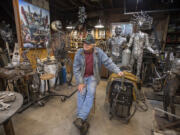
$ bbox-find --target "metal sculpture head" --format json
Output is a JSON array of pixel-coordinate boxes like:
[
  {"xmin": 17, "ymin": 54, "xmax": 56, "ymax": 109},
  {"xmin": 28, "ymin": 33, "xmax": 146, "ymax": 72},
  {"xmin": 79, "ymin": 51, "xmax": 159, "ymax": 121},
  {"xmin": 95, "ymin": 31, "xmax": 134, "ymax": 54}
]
[
  {"xmin": 131, "ymin": 11, "xmax": 153, "ymax": 30},
  {"xmin": 115, "ymin": 26, "xmax": 122, "ymax": 36},
  {"xmin": 51, "ymin": 20, "xmax": 62, "ymax": 32}
]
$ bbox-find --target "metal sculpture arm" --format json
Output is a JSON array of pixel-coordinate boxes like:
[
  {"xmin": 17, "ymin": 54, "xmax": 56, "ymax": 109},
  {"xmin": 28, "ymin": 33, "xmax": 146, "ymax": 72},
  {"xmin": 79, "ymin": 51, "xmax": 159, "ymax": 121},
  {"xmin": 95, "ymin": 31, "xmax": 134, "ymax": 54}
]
[
  {"xmin": 128, "ymin": 34, "xmax": 134, "ymax": 48},
  {"xmin": 145, "ymin": 34, "xmax": 155, "ymax": 54},
  {"xmin": 122, "ymin": 38, "xmax": 127, "ymax": 49},
  {"xmin": 106, "ymin": 38, "xmax": 112, "ymax": 56}
]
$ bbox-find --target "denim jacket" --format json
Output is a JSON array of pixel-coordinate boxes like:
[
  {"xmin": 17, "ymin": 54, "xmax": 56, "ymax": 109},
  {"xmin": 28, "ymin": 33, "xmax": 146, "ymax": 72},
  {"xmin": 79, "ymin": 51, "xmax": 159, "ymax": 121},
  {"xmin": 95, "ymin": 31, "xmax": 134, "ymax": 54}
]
[{"xmin": 73, "ymin": 47, "xmax": 121, "ymax": 85}]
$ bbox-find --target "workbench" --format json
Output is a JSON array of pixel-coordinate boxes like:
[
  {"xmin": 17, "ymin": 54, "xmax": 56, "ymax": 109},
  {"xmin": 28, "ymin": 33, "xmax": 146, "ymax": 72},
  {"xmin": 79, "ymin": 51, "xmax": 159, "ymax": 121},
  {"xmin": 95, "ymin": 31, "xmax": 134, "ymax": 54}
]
[{"xmin": 0, "ymin": 91, "xmax": 23, "ymax": 135}]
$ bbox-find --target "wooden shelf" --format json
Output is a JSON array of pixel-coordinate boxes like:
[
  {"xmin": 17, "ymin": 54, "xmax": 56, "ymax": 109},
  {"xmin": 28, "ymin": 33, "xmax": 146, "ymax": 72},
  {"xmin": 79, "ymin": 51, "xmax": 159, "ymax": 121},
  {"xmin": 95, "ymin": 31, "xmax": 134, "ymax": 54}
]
[
  {"xmin": 166, "ymin": 44, "xmax": 180, "ymax": 47},
  {"xmin": 167, "ymin": 32, "xmax": 180, "ymax": 35},
  {"xmin": 166, "ymin": 42, "xmax": 180, "ymax": 44},
  {"xmin": 95, "ymin": 38, "xmax": 105, "ymax": 40}
]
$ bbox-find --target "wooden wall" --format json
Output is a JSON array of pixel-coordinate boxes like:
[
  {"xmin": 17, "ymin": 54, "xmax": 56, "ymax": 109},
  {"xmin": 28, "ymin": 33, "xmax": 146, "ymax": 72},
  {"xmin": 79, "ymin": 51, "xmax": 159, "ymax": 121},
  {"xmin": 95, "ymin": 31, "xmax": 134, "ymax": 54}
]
[{"xmin": 13, "ymin": 0, "xmax": 170, "ymax": 69}]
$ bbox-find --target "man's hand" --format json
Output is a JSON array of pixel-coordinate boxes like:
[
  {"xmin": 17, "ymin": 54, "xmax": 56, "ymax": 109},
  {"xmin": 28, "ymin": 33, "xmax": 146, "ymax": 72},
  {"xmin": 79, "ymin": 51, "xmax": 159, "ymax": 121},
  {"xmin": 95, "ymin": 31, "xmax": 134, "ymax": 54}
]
[
  {"xmin": 78, "ymin": 84, "xmax": 85, "ymax": 93},
  {"xmin": 118, "ymin": 71, "xmax": 124, "ymax": 76}
]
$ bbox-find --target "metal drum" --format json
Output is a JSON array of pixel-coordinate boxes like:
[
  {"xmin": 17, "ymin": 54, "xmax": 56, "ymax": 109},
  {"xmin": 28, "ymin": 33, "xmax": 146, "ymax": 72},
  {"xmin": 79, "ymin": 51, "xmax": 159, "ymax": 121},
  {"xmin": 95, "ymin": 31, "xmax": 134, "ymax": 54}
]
[{"xmin": 43, "ymin": 63, "xmax": 58, "ymax": 87}]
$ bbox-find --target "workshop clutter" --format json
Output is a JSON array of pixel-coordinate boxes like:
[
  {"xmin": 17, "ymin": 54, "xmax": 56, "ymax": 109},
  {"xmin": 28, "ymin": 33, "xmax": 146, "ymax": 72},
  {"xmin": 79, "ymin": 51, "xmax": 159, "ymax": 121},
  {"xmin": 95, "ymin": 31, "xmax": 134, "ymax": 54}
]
[
  {"xmin": 0, "ymin": 91, "xmax": 16, "ymax": 111},
  {"xmin": 43, "ymin": 63, "xmax": 57, "ymax": 87},
  {"xmin": 40, "ymin": 63, "xmax": 67, "ymax": 92},
  {"xmin": 106, "ymin": 71, "xmax": 147, "ymax": 122}
]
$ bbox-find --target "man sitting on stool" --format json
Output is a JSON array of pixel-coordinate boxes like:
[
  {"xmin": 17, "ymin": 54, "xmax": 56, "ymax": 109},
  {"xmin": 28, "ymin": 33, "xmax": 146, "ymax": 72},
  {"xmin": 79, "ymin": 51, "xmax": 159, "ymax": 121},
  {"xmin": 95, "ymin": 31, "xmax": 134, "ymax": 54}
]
[{"xmin": 73, "ymin": 34, "xmax": 124, "ymax": 135}]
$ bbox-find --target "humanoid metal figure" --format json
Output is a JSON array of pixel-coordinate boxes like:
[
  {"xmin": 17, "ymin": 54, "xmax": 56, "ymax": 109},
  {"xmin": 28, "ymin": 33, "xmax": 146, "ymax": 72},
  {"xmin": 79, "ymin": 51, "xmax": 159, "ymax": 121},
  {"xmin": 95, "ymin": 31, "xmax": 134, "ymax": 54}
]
[
  {"xmin": 163, "ymin": 57, "xmax": 180, "ymax": 121},
  {"xmin": 51, "ymin": 20, "xmax": 73, "ymax": 84},
  {"xmin": 51, "ymin": 20, "xmax": 66, "ymax": 60},
  {"xmin": 107, "ymin": 26, "xmax": 127, "ymax": 65},
  {"xmin": 128, "ymin": 12, "xmax": 157, "ymax": 77}
]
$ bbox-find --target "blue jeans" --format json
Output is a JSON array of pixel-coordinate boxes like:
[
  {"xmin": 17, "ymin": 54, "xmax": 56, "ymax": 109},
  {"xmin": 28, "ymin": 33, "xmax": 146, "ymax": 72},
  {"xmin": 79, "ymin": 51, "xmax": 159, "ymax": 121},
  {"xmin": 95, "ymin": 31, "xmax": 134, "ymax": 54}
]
[{"xmin": 77, "ymin": 76, "xmax": 97, "ymax": 120}]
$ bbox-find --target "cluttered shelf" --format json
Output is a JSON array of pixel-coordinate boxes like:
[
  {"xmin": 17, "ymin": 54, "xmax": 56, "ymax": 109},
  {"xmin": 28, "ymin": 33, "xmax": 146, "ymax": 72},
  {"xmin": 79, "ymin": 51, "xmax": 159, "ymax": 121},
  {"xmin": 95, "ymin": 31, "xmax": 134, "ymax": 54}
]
[
  {"xmin": 166, "ymin": 42, "xmax": 180, "ymax": 44},
  {"xmin": 167, "ymin": 32, "xmax": 180, "ymax": 35}
]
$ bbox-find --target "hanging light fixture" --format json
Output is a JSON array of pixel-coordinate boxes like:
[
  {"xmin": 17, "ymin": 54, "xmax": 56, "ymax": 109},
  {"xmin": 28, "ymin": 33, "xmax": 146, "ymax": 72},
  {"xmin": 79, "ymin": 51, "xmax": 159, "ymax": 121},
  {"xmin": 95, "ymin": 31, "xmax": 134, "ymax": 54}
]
[
  {"xmin": 94, "ymin": 19, "xmax": 104, "ymax": 29},
  {"xmin": 66, "ymin": 22, "xmax": 75, "ymax": 30},
  {"xmin": 66, "ymin": 25, "xmax": 75, "ymax": 30}
]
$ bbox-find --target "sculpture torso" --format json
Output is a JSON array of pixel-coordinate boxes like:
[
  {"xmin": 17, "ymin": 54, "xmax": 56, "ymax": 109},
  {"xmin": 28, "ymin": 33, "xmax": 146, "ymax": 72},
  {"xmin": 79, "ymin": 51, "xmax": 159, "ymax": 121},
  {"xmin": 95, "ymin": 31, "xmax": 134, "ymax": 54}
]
[
  {"xmin": 132, "ymin": 32, "xmax": 147, "ymax": 57},
  {"xmin": 110, "ymin": 36, "xmax": 126, "ymax": 61},
  {"xmin": 128, "ymin": 31, "xmax": 153, "ymax": 77}
]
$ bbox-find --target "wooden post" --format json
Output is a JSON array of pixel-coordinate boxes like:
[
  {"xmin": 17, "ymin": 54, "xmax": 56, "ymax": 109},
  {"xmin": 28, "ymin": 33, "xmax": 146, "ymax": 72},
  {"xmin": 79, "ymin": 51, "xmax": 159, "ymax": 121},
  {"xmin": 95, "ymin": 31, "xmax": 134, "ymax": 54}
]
[
  {"xmin": 13, "ymin": 0, "xmax": 23, "ymax": 48},
  {"xmin": 3, "ymin": 119, "xmax": 15, "ymax": 135}
]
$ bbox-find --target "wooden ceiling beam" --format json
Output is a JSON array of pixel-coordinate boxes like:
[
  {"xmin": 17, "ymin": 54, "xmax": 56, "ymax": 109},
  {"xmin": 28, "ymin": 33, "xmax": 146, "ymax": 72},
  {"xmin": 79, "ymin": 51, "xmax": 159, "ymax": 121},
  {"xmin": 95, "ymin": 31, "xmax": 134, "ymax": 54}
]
[
  {"xmin": 51, "ymin": 7, "xmax": 124, "ymax": 21},
  {"xmin": 79, "ymin": 0, "xmax": 97, "ymax": 8},
  {"xmin": 50, "ymin": 0, "xmax": 81, "ymax": 12},
  {"xmin": 55, "ymin": 0, "xmax": 73, "ymax": 9},
  {"xmin": 102, "ymin": 0, "xmax": 113, "ymax": 8},
  {"xmin": 89, "ymin": 0, "xmax": 103, "ymax": 8},
  {"xmin": 67, "ymin": 0, "xmax": 80, "ymax": 7},
  {"xmin": 87, "ymin": 8, "xmax": 124, "ymax": 18},
  {"xmin": 108, "ymin": 0, "xmax": 113, "ymax": 8}
]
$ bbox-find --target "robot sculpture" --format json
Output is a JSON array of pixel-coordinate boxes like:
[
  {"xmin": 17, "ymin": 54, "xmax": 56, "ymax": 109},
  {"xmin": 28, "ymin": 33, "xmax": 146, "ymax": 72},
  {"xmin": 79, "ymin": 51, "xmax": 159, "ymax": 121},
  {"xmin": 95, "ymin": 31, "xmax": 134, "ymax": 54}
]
[
  {"xmin": 107, "ymin": 26, "xmax": 127, "ymax": 66},
  {"xmin": 163, "ymin": 55, "xmax": 180, "ymax": 121},
  {"xmin": 128, "ymin": 12, "xmax": 157, "ymax": 77},
  {"xmin": 51, "ymin": 20, "xmax": 73, "ymax": 84},
  {"xmin": 51, "ymin": 20, "xmax": 66, "ymax": 59}
]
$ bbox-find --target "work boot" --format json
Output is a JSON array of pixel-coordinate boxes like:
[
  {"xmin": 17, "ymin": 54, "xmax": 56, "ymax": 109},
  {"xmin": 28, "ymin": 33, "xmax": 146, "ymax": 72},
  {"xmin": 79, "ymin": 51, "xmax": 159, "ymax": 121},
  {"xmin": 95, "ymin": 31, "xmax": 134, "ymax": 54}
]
[
  {"xmin": 80, "ymin": 121, "xmax": 89, "ymax": 135},
  {"xmin": 73, "ymin": 118, "xmax": 84, "ymax": 129}
]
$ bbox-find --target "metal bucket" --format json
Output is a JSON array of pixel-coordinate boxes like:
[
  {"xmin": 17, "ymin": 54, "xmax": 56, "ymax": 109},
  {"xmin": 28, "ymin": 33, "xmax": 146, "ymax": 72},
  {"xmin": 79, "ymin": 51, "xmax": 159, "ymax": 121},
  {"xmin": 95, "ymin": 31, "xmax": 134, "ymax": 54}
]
[{"xmin": 43, "ymin": 63, "xmax": 58, "ymax": 87}]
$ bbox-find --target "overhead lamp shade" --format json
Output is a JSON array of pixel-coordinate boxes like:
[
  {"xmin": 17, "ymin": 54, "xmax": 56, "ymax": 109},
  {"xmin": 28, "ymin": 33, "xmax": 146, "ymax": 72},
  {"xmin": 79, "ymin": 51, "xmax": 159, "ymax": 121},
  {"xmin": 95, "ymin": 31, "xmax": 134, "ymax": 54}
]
[
  {"xmin": 66, "ymin": 22, "xmax": 75, "ymax": 30},
  {"xmin": 66, "ymin": 25, "xmax": 75, "ymax": 29},
  {"xmin": 94, "ymin": 19, "xmax": 104, "ymax": 29}
]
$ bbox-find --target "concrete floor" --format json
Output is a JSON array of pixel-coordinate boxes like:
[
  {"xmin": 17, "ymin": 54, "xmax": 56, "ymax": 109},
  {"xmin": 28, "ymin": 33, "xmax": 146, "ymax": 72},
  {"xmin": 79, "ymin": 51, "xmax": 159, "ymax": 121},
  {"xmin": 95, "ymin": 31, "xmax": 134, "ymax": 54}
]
[{"xmin": 1, "ymin": 80, "xmax": 154, "ymax": 135}]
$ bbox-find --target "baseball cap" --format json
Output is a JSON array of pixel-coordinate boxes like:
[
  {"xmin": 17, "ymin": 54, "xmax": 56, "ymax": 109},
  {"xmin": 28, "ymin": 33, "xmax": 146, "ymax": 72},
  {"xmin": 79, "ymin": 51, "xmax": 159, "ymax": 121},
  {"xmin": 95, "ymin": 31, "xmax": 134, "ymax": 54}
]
[{"xmin": 83, "ymin": 34, "xmax": 95, "ymax": 45}]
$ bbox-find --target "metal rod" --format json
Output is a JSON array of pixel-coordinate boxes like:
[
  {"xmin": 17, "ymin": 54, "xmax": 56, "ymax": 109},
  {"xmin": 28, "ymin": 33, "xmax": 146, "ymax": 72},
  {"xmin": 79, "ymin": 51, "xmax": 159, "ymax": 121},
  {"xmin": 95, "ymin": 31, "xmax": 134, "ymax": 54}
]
[
  {"xmin": 154, "ymin": 107, "xmax": 180, "ymax": 119},
  {"xmin": 124, "ymin": 8, "xmax": 180, "ymax": 15}
]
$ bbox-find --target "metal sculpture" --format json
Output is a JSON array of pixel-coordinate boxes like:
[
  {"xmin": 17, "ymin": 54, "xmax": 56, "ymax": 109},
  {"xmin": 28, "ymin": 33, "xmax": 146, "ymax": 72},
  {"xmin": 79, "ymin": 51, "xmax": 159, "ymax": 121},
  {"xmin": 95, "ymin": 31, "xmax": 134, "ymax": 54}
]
[
  {"xmin": 107, "ymin": 26, "xmax": 127, "ymax": 65},
  {"xmin": 128, "ymin": 12, "xmax": 158, "ymax": 77},
  {"xmin": 78, "ymin": 6, "xmax": 87, "ymax": 24}
]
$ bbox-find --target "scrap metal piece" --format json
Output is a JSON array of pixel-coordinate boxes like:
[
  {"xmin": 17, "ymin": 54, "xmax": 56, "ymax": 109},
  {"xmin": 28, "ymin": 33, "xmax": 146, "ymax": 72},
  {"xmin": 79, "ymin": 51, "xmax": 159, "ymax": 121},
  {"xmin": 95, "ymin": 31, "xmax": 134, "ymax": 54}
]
[
  {"xmin": 0, "ymin": 92, "xmax": 16, "ymax": 103},
  {"xmin": 0, "ymin": 101, "xmax": 11, "ymax": 111}
]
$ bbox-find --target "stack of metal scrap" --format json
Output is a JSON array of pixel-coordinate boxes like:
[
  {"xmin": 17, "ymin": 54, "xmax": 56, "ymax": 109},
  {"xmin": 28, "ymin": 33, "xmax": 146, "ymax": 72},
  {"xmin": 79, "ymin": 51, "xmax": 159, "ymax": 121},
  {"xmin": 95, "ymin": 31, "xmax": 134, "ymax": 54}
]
[
  {"xmin": 0, "ymin": 68, "xmax": 25, "ymax": 80},
  {"xmin": 0, "ymin": 92, "xmax": 16, "ymax": 111}
]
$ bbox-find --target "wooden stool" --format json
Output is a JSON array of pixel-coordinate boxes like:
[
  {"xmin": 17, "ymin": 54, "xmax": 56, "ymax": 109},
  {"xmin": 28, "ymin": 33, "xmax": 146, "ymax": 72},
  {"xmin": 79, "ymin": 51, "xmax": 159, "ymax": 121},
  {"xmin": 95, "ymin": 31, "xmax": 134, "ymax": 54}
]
[
  {"xmin": 40, "ymin": 73, "xmax": 55, "ymax": 80},
  {"xmin": 38, "ymin": 73, "xmax": 77, "ymax": 104}
]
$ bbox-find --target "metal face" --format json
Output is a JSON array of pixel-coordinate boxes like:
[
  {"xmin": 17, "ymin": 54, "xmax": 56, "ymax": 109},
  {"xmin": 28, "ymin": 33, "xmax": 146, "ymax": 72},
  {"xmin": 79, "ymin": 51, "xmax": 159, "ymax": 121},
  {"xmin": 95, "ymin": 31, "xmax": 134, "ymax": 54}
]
[{"xmin": 115, "ymin": 26, "xmax": 122, "ymax": 36}]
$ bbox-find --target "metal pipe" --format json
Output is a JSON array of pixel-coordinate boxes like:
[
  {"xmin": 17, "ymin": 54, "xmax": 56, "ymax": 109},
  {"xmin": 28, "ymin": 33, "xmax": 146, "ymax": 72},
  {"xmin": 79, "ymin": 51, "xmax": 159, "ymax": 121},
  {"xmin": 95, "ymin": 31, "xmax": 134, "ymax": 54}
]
[
  {"xmin": 154, "ymin": 107, "xmax": 180, "ymax": 119},
  {"xmin": 124, "ymin": 8, "xmax": 180, "ymax": 15}
]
